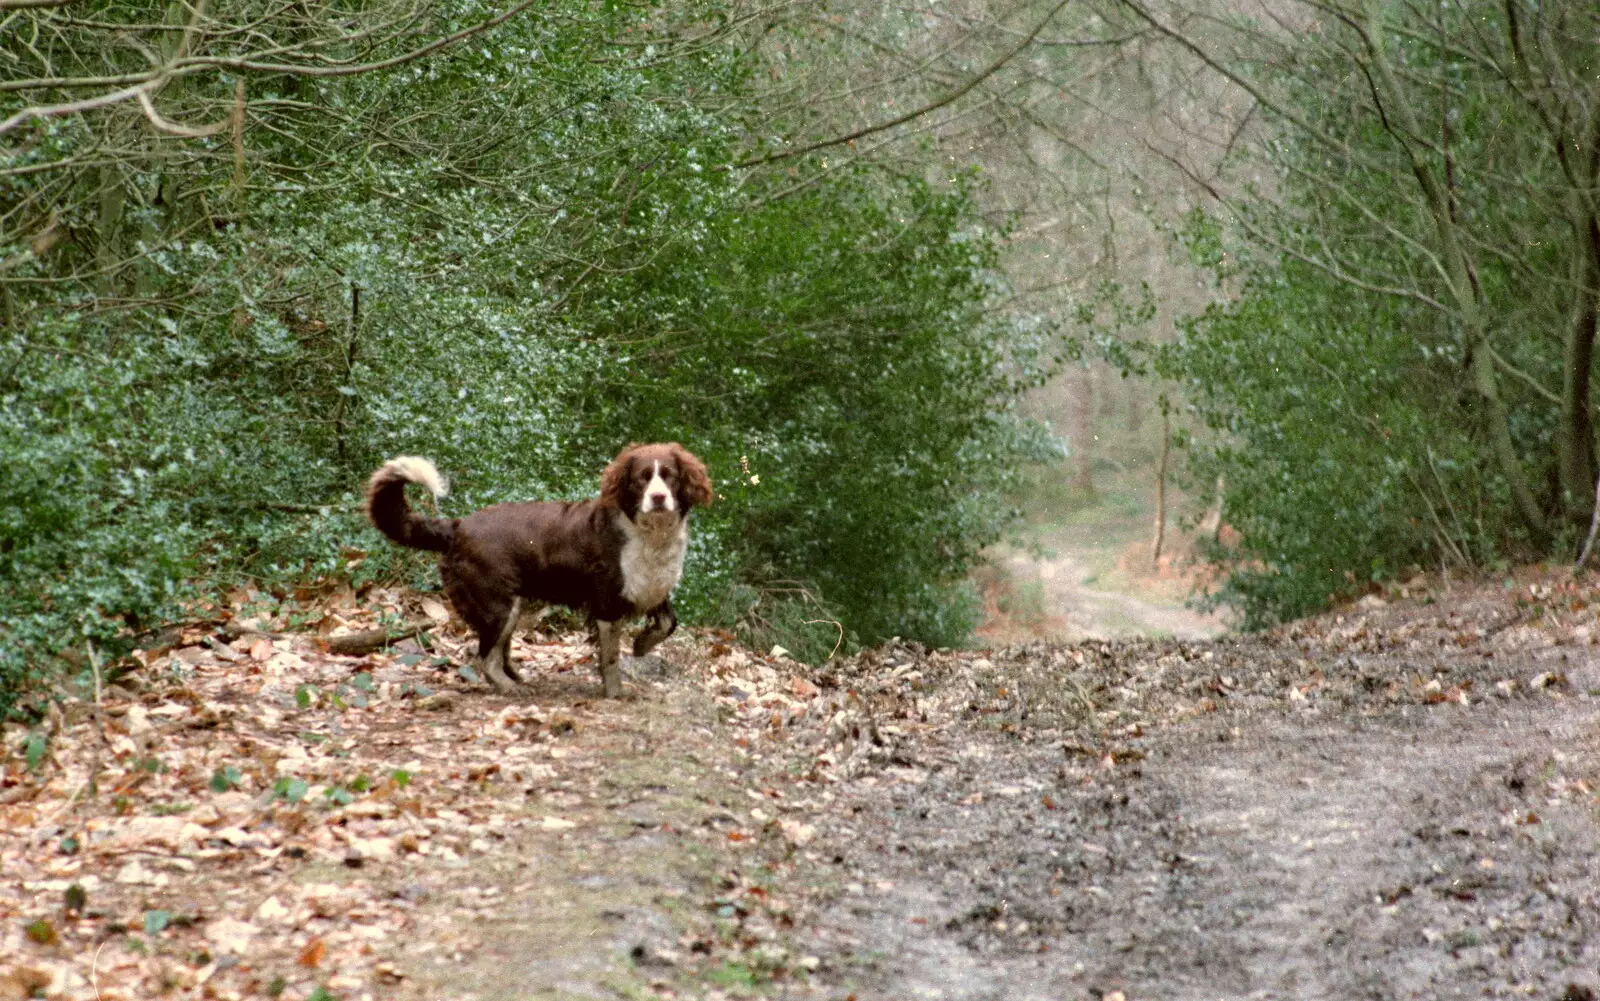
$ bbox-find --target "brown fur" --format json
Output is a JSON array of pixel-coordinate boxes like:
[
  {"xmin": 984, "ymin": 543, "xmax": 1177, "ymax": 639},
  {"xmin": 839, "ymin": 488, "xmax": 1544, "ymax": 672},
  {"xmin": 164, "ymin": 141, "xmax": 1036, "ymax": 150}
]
[{"xmin": 364, "ymin": 443, "xmax": 711, "ymax": 697}]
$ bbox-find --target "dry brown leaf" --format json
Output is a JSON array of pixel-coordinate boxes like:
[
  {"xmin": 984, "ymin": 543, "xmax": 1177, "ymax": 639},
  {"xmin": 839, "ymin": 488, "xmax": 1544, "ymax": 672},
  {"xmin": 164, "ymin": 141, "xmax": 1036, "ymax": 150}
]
[
  {"xmin": 296, "ymin": 937, "xmax": 326, "ymax": 968},
  {"xmin": 421, "ymin": 598, "xmax": 451, "ymax": 625}
]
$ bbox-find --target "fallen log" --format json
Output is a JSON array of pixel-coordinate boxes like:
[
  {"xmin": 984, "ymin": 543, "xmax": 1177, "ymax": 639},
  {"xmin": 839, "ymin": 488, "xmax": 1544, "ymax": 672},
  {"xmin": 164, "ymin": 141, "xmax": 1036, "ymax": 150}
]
[
  {"xmin": 317, "ymin": 626, "xmax": 427, "ymax": 656},
  {"xmin": 219, "ymin": 620, "xmax": 428, "ymax": 656}
]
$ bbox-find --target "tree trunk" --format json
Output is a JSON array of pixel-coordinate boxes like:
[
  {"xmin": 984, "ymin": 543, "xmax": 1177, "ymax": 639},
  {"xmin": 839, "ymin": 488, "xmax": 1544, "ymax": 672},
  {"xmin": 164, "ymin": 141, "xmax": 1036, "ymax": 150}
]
[
  {"xmin": 1152, "ymin": 407, "xmax": 1169, "ymax": 567},
  {"xmin": 96, "ymin": 166, "xmax": 124, "ymax": 298},
  {"xmin": 1473, "ymin": 341, "xmax": 1547, "ymax": 537},
  {"xmin": 1072, "ymin": 366, "xmax": 1095, "ymax": 494},
  {"xmin": 1558, "ymin": 208, "xmax": 1599, "ymax": 522}
]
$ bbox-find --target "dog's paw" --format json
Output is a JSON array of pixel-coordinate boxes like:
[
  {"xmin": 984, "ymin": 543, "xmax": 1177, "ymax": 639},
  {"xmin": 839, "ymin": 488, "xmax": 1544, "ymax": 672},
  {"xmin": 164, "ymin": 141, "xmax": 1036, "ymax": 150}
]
[{"xmin": 624, "ymin": 653, "xmax": 671, "ymax": 680}]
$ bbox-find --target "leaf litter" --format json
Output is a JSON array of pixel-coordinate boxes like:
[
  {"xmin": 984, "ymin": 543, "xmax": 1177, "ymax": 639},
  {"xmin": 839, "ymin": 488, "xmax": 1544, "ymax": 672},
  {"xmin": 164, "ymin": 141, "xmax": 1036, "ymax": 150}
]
[{"xmin": 0, "ymin": 571, "xmax": 1597, "ymax": 999}]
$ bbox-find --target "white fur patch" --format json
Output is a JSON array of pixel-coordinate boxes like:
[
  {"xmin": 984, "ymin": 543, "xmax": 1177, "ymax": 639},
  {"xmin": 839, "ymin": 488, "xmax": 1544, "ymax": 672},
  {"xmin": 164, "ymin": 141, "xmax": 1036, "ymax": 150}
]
[
  {"xmin": 617, "ymin": 510, "xmax": 687, "ymax": 612},
  {"xmin": 382, "ymin": 456, "xmax": 448, "ymax": 498},
  {"xmin": 639, "ymin": 460, "xmax": 677, "ymax": 514}
]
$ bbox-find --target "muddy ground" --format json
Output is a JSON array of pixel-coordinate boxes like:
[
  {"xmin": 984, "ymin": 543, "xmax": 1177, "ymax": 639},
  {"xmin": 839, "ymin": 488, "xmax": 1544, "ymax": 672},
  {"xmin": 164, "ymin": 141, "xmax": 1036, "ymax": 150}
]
[{"xmin": 2, "ymin": 576, "xmax": 1598, "ymax": 1001}]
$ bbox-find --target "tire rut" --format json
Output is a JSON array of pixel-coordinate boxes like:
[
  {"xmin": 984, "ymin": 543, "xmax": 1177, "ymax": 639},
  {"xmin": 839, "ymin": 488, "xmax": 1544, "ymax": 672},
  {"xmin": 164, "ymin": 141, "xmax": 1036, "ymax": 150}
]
[{"xmin": 803, "ymin": 688, "xmax": 1600, "ymax": 1000}]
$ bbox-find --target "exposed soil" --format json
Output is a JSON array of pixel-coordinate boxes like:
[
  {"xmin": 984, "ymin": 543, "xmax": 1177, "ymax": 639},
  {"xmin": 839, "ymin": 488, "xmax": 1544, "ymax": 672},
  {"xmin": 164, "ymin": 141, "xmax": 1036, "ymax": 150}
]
[
  {"xmin": 988, "ymin": 549, "xmax": 1226, "ymax": 643},
  {"xmin": 803, "ymin": 633, "xmax": 1600, "ymax": 999},
  {"xmin": 3, "ymin": 577, "xmax": 1599, "ymax": 1001}
]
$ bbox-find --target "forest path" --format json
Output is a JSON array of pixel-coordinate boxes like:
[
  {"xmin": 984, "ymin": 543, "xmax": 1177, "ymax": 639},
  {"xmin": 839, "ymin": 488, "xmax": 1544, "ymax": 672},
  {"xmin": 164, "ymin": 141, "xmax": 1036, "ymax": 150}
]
[
  {"xmin": 4, "ymin": 578, "xmax": 1598, "ymax": 1001},
  {"xmin": 804, "ymin": 660, "xmax": 1600, "ymax": 999},
  {"xmin": 996, "ymin": 548, "xmax": 1226, "ymax": 642}
]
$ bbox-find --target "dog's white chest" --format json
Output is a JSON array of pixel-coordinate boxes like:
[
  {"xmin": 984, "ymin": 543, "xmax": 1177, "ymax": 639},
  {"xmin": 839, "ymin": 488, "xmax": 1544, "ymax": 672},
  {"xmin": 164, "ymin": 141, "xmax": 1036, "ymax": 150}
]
[{"xmin": 618, "ymin": 515, "xmax": 687, "ymax": 612}]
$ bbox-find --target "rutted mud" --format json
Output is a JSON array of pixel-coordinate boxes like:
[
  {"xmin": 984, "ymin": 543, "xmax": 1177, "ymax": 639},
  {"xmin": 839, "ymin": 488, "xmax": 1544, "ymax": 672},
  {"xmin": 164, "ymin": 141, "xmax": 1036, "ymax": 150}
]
[
  {"xmin": 3, "ymin": 581, "xmax": 1598, "ymax": 1001},
  {"xmin": 806, "ymin": 694, "xmax": 1600, "ymax": 999},
  {"xmin": 797, "ymin": 602, "xmax": 1600, "ymax": 1000}
]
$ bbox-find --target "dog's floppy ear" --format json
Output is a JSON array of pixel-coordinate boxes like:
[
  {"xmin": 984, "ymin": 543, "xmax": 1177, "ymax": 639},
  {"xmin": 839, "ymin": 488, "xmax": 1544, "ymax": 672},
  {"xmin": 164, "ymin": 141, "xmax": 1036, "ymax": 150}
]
[
  {"xmin": 671, "ymin": 444, "xmax": 713, "ymax": 508},
  {"xmin": 600, "ymin": 444, "xmax": 639, "ymax": 508}
]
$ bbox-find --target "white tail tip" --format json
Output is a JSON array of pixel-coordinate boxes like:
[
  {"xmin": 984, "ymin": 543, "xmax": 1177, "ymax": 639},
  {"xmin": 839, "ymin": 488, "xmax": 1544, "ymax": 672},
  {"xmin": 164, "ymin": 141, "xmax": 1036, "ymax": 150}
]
[{"xmin": 382, "ymin": 456, "xmax": 448, "ymax": 498}]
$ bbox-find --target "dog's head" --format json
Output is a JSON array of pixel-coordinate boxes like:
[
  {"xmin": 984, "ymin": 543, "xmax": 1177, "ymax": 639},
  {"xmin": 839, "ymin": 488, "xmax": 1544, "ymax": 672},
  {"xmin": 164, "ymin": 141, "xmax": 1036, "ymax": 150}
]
[{"xmin": 601, "ymin": 443, "xmax": 712, "ymax": 521}]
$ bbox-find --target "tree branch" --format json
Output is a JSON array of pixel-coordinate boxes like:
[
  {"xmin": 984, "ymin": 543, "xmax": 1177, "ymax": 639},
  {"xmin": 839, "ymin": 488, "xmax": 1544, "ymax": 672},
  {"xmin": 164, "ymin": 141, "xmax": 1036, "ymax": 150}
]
[{"xmin": 733, "ymin": 0, "xmax": 1075, "ymax": 169}]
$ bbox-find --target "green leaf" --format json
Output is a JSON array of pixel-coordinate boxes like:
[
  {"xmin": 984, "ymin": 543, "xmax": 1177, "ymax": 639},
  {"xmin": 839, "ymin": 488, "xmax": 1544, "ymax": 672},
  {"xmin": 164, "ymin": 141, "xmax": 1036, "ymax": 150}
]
[
  {"xmin": 24, "ymin": 918, "xmax": 57, "ymax": 945},
  {"xmin": 274, "ymin": 777, "xmax": 309, "ymax": 803},
  {"xmin": 23, "ymin": 732, "xmax": 48, "ymax": 772},
  {"xmin": 295, "ymin": 684, "xmax": 316, "ymax": 709},
  {"xmin": 63, "ymin": 884, "xmax": 87, "ymax": 913},
  {"xmin": 209, "ymin": 765, "xmax": 243, "ymax": 792},
  {"xmin": 307, "ymin": 987, "xmax": 338, "ymax": 1001},
  {"xmin": 144, "ymin": 910, "xmax": 171, "ymax": 934},
  {"xmin": 390, "ymin": 769, "xmax": 412, "ymax": 790},
  {"xmin": 349, "ymin": 672, "xmax": 375, "ymax": 692}
]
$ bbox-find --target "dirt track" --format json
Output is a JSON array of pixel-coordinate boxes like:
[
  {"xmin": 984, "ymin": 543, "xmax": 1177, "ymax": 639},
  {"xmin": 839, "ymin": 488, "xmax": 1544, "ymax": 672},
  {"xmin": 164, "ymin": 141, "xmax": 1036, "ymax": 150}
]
[
  {"xmin": 803, "ymin": 642, "xmax": 1600, "ymax": 999},
  {"xmin": 3, "ymin": 582, "xmax": 1599, "ymax": 1001}
]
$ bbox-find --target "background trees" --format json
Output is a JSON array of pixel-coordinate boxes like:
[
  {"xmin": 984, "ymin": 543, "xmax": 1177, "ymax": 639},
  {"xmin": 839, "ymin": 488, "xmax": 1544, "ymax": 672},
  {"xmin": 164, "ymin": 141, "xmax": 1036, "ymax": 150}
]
[
  {"xmin": 9, "ymin": 0, "xmax": 1596, "ymax": 702},
  {"xmin": 1121, "ymin": 0, "xmax": 1600, "ymax": 623},
  {"xmin": 1, "ymin": 0, "xmax": 1053, "ymax": 707}
]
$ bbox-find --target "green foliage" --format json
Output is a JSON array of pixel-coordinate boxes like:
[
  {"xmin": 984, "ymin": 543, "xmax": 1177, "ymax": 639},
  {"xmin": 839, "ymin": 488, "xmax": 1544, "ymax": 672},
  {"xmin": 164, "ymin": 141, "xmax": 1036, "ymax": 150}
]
[
  {"xmin": 1155, "ymin": 253, "xmax": 1520, "ymax": 627},
  {"xmin": 1, "ymin": 0, "xmax": 1047, "ymax": 712},
  {"xmin": 1132, "ymin": 1, "xmax": 1598, "ymax": 627},
  {"xmin": 22, "ymin": 731, "xmax": 48, "ymax": 772},
  {"xmin": 273, "ymin": 778, "xmax": 309, "ymax": 804}
]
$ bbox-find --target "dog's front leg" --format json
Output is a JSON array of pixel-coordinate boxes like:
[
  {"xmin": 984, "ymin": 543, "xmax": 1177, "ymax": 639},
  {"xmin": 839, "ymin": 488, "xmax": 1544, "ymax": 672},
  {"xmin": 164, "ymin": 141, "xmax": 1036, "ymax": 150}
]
[
  {"xmin": 595, "ymin": 619, "xmax": 623, "ymax": 698},
  {"xmin": 632, "ymin": 599, "xmax": 677, "ymax": 657}
]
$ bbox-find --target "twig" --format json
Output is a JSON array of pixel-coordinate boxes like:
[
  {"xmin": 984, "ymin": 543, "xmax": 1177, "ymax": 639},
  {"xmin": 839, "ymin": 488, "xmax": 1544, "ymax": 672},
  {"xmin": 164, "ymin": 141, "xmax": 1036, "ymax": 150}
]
[
  {"xmin": 91, "ymin": 939, "xmax": 107, "ymax": 1001},
  {"xmin": 802, "ymin": 619, "xmax": 845, "ymax": 661},
  {"xmin": 87, "ymin": 639, "xmax": 103, "ymax": 706}
]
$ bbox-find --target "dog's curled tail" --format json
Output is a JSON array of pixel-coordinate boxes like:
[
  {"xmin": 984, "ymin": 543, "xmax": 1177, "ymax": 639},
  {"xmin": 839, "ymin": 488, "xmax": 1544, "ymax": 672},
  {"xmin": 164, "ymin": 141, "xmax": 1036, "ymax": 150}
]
[{"xmin": 365, "ymin": 456, "xmax": 455, "ymax": 553}]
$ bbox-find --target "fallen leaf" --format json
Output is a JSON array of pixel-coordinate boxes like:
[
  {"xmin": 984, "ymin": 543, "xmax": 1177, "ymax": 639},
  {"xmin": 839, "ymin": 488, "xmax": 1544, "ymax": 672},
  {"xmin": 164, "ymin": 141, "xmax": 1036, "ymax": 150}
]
[
  {"xmin": 23, "ymin": 918, "xmax": 57, "ymax": 945},
  {"xmin": 296, "ymin": 937, "xmax": 326, "ymax": 968},
  {"xmin": 114, "ymin": 860, "xmax": 168, "ymax": 887},
  {"xmin": 421, "ymin": 599, "xmax": 451, "ymax": 625},
  {"xmin": 255, "ymin": 896, "xmax": 289, "ymax": 923},
  {"xmin": 204, "ymin": 917, "xmax": 259, "ymax": 955},
  {"xmin": 779, "ymin": 819, "xmax": 817, "ymax": 846}
]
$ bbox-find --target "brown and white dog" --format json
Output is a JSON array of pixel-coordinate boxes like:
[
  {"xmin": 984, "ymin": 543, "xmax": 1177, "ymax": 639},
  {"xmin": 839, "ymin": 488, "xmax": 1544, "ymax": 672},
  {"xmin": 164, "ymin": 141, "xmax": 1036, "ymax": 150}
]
[{"xmin": 364, "ymin": 443, "xmax": 712, "ymax": 697}]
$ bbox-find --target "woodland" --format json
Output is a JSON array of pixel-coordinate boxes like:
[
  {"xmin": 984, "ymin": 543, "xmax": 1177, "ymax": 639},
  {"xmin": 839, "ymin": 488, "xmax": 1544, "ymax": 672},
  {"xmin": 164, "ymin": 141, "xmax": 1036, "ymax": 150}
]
[
  {"xmin": 4, "ymin": 3, "xmax": 1600, "ymax": 1000},
  {"xmin": 3, "ymin": 0, "xmax": 1599, "ymax": 694}
]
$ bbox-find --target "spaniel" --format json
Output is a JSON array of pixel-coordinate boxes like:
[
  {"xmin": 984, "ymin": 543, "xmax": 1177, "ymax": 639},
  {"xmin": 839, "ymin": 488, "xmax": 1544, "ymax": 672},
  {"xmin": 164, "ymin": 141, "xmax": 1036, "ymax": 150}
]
[{"xmin": 365, "ymin": 443, "xmax": 712, "ymax": 697}]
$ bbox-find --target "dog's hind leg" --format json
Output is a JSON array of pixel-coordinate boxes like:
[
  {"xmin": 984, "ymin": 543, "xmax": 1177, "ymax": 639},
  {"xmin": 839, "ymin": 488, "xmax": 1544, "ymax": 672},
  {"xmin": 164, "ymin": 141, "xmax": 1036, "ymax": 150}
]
[
  {"xmin": 595, "ymin": 619, "xmax": 622, "ymax": 698},
  {"xmin": 632, "ymin": 599, "xmax": 677, "ymax": 657},
  {"xmin": 478, "ymin": 596, "xmax": 522, "ymax": 692}
]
